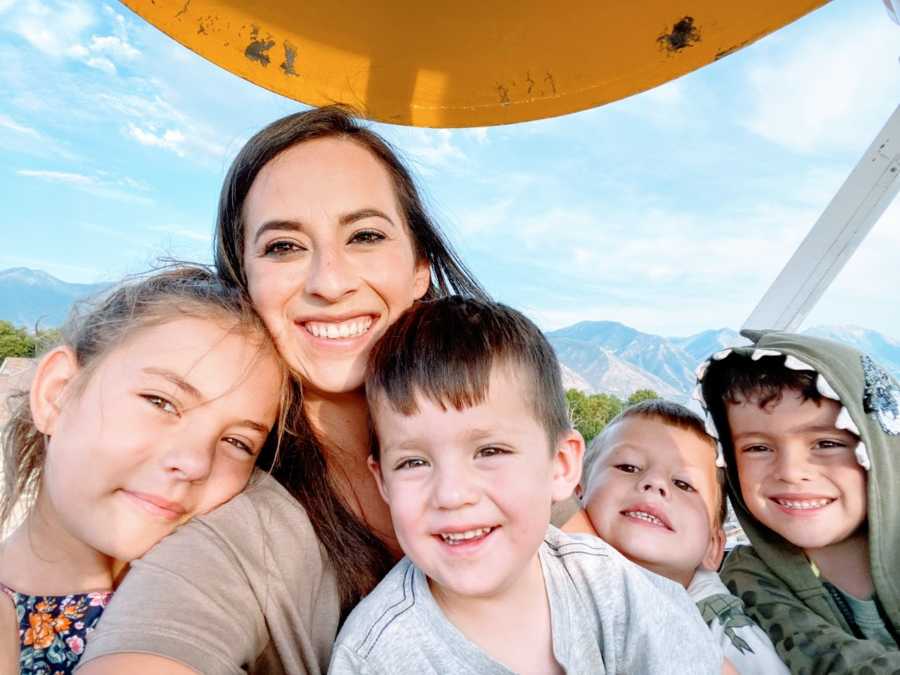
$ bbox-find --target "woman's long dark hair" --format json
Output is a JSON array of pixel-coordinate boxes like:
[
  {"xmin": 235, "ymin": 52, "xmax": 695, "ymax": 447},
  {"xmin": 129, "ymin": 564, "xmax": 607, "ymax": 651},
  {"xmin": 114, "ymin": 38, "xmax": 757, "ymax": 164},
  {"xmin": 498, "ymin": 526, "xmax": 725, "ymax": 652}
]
[{"xmin": 215, "ymin": 105, "xmax": 488, "ymax": 611}]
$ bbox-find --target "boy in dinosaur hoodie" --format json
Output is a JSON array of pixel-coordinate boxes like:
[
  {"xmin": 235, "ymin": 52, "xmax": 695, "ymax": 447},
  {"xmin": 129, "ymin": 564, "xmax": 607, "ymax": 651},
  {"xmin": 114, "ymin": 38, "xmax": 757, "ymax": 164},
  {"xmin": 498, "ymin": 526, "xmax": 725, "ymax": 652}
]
[{"xmin": 698, "ymin": 330, "xmax": 900, "ymax": 673}]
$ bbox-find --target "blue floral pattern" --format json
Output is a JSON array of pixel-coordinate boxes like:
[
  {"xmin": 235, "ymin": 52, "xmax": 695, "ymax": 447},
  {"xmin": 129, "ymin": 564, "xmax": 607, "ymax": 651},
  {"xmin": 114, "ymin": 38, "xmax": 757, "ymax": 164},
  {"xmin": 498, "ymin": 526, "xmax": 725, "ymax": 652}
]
[
  {"xmin": 861, "ymin": 354, "xmax": 900, "ymax": 436},
  {"xmin": 2, "ymin": 584, "xmax": 112, "ymax": 674}
]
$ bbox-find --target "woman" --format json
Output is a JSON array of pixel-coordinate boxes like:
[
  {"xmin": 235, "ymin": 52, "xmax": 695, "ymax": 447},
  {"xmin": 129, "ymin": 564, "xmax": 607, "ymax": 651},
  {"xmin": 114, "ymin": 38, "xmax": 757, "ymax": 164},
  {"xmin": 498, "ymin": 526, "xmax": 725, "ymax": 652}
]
[{"xmin": 78, "ymin": 106, "xmax": 487, "ymax": 675}]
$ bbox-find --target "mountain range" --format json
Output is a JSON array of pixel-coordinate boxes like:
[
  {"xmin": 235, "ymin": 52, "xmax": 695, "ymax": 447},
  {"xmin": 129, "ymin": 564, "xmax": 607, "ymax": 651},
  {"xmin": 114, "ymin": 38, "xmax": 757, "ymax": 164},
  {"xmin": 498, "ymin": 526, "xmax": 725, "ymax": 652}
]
[
  {"xmin": 3, "ymin": 267, "xmax": 899, "ymax": 398},
  {"xmin": 548, "ymin": 321, "xmax": 900, "ymax": 400},
  {"xmin": 0, "ymin": 267, "xmax": 109, "ymax": 329}
]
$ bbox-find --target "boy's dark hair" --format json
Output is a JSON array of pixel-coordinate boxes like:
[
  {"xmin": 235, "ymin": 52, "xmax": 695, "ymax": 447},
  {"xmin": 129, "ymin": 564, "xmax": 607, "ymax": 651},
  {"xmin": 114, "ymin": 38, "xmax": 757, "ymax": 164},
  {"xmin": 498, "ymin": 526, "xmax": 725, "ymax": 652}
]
[
  {"xmin": 584, "ymin": 399, "xmax": 727, "ymax": 527},
  {"xmin": 703, "ymin": 352, "xmax": 822, "ymax": 411},
  {"xmin": 366, "ymin": 296, "xmax": 570, "ymax": 459}
]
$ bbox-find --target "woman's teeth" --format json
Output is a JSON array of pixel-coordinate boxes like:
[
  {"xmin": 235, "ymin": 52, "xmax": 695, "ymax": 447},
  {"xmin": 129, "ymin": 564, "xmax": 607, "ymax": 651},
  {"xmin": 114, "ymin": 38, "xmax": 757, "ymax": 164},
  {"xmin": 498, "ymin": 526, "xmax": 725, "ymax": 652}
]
[
  {"xmin": 439, "ymin": 527, "xmax": 493, "ymax": 544},
  {"xmin": 305, "ymin": 316, "xmax": 373, "ymax": 339},
  {"xmin": 623, "ymin": 510, "xmax": 665, "ymax": 526},
  {"xmin": 774, "ymin": 498, "xmax": 834, "ymax": 510}
]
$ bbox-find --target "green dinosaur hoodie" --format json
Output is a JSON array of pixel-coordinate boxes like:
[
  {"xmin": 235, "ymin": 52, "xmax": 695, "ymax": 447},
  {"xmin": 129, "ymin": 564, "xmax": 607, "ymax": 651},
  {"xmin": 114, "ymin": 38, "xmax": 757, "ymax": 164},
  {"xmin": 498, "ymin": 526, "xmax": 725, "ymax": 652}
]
[{"xmin": 697, "ymin": 330, "xmax": 900, "ymax": 674}]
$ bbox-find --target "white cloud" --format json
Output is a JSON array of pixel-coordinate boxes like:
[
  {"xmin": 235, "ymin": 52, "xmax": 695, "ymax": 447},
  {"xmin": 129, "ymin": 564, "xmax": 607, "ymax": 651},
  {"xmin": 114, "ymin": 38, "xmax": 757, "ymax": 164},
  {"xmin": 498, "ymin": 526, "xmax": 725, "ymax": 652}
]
[
  {"xmin": 83, "ymin": 54, "xmax": 115, "ymax": 74},
  {"xmin": 7, "ymin": 0, "xmax": 94, "ymax": 58},
  {"xmin": 89, "ymin": 35, "xmax": 139, "ymax": 60},
  {"xmin": 0, "ymin": 113, "xmax": 41, "ymax": 138},
  {"xmin": 3, "ymin": 0, "xmax": 140, "ymax": 75},
  {"xmin": 127, "ymin": 123, "xmax": 187, "ymax": 155},
  {"xmin": 464, "ymin": 127, "xmax": 489, "ymax": 144},
  {"xmin": 398, "ymin": 128, "xmax": 466, "ymax": 174},
  {"xmin": 743, "ymin": 11, "xmax": 900, "ymax": 153},
  {"xmin": 148, "ymin": 224, "xmax": 211, "ymax": 242},
  {"xmin": 17, "ymin": 168, "xmax": 94, "ymax": 185},
  {"xmin": 17, "ymin": 167, "xmax": 153, "ymax": 204}
]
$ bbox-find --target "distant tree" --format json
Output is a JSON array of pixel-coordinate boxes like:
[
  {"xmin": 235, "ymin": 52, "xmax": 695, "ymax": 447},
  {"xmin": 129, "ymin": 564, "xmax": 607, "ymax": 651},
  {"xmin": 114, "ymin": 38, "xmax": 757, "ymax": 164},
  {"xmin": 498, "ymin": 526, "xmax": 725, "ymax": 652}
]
[
  {"xmin": 0, "ymin": 320, "xmax": 36, "ymax": 359},
  {"xmin": 566, "ymin": 389, "xmax": 624, "ymax": 443},
  {"xmin": 33, "ymin": 327, "xmax": 63, "ymax": 354},
  {"xmin": 627, "ymin": 389, "xmax": 659, "ymax": 407}
]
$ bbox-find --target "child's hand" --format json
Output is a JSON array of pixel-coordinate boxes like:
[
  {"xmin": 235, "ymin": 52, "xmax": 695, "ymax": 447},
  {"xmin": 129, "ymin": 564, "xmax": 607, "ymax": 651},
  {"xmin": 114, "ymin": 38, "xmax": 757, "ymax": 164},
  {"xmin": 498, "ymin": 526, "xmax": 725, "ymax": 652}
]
[{"xmin": 722, "ymin": 657, "xmax": 738, "ymax": 675}]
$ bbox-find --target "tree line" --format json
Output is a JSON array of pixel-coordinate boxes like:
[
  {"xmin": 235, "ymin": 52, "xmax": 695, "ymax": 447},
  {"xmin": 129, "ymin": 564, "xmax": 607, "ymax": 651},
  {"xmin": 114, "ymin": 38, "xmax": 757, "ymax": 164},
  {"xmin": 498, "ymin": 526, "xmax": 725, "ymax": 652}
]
[
  {"xmin": 566, "ymin": 388, "xmax": 659, "ymax": 443},
  {"xmin": 0, "ymin": 321, "xmax": 62, "ymax": 360},
  {"xmin": 1, "ymin": 320, "xmax": 659, "ymax": 440}
]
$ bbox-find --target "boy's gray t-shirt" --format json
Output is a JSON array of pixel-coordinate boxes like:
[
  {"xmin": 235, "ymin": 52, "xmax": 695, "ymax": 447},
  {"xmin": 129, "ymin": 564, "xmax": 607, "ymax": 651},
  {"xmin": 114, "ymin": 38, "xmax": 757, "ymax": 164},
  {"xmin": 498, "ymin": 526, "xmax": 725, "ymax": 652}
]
[
  {"xmin": 78, "ymin": 471, "xmax": 341, "ymax": 675},
  {"xmin": 329, "ymin": 527, "xmax": 723, "ymax": 674}
]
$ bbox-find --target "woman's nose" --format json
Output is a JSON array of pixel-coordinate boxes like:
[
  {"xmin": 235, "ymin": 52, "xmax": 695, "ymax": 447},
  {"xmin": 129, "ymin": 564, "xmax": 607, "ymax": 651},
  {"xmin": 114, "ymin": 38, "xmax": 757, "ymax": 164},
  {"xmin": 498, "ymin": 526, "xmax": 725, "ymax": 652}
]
[{"xmin": 304, "ymin": 247, "xmax": 359, "ymax": 301}]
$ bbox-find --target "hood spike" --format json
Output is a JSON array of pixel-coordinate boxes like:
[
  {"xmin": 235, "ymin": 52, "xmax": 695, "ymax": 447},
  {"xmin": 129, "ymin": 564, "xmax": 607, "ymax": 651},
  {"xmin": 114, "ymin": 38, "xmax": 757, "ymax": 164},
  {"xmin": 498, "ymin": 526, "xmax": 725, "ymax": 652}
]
[
  {"xmin": 854, "ymin": 441, "xmax": 871, "ymax": 470},
  {"xmin": 835, "ymin": 407, "xmax": 861, "ymax": 436},
  {"xmin": 816, "ymin": 373, "xmax": 840, "ymax": 401},
  {"xmin": 784, "ymin": 355, "xmax": 816, "ymax": 371}
]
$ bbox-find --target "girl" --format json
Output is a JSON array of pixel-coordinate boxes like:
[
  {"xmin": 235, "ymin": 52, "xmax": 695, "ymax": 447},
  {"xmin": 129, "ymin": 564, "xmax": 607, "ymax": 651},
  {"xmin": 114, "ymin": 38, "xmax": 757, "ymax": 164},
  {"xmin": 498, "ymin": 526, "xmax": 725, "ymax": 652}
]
[{"xmin": 0, "ymin": 265, "xmax": 289, "ymax": 674}]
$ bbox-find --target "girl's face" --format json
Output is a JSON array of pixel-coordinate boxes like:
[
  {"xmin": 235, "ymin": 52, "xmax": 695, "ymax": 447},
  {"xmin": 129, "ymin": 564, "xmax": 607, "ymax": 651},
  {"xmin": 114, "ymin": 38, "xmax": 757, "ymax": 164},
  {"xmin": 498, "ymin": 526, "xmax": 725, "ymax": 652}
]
[
  {"xmin": 37, "ymin": 317, "xmax": 282, "ymax": 563},
  {"xmin": 242, "ymin": 137, "xmax": 430, "ymax": 396}
]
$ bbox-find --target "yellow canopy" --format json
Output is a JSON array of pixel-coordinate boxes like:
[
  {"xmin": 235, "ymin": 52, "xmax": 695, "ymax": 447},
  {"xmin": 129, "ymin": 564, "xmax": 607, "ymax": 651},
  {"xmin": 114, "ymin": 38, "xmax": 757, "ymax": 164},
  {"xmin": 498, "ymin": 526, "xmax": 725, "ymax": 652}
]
[{"xmin": 125, "ymin": 1, "xmax": 828, "ymax": 127}]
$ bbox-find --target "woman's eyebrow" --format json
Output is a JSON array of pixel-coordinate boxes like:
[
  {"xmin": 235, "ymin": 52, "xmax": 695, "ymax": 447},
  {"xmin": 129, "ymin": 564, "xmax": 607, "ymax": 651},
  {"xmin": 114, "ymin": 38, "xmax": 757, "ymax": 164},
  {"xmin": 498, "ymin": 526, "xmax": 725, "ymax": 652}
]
[
  {"xmin": 339, "ymin": 208, "xmax": 396, "ymax": 228},
  {"xmin": 252, "ymin": 219, "xmax": 302, "ymax": 244}
]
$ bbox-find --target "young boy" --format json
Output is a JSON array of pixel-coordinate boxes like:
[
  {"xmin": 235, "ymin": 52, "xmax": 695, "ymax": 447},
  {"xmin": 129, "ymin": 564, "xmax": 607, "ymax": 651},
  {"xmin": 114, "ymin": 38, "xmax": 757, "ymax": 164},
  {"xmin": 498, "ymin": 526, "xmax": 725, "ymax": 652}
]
[
  {"xmin": 328, "ymin": 297, "xmax": 725, "ymax": 675},
  {"xmin": 698, "ymin": 330, "xmax": 900, "ymax": 672},
  {"xmin": 573, "ymin": 399, "xmax": 788, "ymax": 674}
]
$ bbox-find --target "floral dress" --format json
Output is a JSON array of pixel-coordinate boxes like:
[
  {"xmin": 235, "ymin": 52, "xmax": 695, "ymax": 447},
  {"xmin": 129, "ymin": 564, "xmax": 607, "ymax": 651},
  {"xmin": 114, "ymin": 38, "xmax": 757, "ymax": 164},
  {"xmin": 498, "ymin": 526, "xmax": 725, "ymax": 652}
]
[{"xmin": 1, "ymin": 584, "xmax": 112, "ymax": 674}]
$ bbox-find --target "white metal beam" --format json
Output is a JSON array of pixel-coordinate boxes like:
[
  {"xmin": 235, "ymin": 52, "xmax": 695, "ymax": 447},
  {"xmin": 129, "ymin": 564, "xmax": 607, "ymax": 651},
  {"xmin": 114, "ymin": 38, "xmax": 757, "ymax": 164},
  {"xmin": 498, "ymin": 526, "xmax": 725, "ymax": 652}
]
[{"xmin": 743, "ymin": 104, "xmax": 900, "ymax": 332}]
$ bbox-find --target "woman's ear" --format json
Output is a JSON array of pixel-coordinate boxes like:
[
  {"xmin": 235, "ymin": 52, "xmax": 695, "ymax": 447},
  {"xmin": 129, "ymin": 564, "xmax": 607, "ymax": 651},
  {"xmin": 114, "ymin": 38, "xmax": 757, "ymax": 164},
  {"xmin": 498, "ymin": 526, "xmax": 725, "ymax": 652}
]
[
  {"xmin": 30, "ymin": 346, "xmax": 79, "ymax": 435},
  {"xmin": 551, "ymin": 429, "xmax": 585, "ymax": 502},
  {"xmin": 701, "ymin": 525, "xmax": 727, "ymax": 572},
  {"xmin": 412, "ymin": 260, "xmax": 431, "ymax": 300}
]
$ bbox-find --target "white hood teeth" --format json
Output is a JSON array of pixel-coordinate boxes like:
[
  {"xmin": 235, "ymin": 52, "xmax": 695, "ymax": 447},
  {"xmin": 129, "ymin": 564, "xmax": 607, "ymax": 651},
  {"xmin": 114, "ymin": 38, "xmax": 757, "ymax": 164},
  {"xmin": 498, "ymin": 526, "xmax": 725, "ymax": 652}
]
[
  {"xmin": 623, "ymin": 511, "xmax": 665, "ymax": 527},
  {"xmin": 439, "ymin": 527, "xmax": 493, "ymax": 543},
  {"xmin": 774, "ymin": 497, "xmax": 833, "ymax": 510},
  {"xmin": 305, "ymin": 316, "xmax": 373, "ymax": 339}
]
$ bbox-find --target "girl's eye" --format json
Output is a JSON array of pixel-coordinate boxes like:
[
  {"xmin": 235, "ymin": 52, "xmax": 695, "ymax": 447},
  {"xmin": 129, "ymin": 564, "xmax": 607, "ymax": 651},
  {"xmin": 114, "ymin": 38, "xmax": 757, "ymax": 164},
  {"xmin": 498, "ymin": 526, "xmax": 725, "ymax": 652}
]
[
  {"xmin": 673, "ymin": 479, "xmax": 695, "ymax": 493},
  {"xmin": 614, "ymin": 463, "xmax": 640, "ymax": 474},
  {"xmin": 223, "ymin": 437, "xmax": 255, "ymax": 456},
  {"xmin": 263, "ymin": 240, "xmax": 305, "ymax": 257},
  {"xmin": 349, "ymin": 230, "xmax": 386, "ymax": 245},
  {"xmin": 476, "ymin": 446, "xmax": 509, "ymax": 459},
  {"xmin": 396, "ymin": 458, "xmax": 428, "ymax": 471},
  {"xmin": 142, "ymin": 394, "xmax": 178, "ymax": 416},
  {"xmin": 742, "ymin": 444, "xmax": 771, "ymax": 454}
]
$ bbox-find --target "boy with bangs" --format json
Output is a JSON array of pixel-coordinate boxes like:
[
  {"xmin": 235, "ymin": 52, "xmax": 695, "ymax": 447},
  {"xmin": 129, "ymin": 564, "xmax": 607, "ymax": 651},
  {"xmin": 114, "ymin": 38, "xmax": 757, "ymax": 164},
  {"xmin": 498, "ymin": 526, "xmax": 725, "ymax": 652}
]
[
  {"xmin": 571, "ymin": 399, "xmax": 787, "ymax": 674},
  {"xmin": 698, "ymin": 330, "xmax": 900, "ymax": 672},
  {"xmin": 328, "ymin": 297, "xmax": 726, "ymax": 675}
]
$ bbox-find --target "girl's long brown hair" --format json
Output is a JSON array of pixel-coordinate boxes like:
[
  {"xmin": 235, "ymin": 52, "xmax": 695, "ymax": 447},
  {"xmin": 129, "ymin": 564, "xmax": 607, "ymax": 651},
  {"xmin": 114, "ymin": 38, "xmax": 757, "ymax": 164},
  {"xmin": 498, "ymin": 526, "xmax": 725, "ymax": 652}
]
[{"xmin": 214, "ymin": 105, "xmax": 488, "ymax": 611}]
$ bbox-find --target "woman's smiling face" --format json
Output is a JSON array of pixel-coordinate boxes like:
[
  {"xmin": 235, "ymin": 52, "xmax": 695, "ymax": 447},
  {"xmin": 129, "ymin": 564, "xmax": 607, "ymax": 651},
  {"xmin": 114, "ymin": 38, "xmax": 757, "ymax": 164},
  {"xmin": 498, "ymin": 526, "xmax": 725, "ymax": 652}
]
[{"xmin": 242, "ymin": 137, "xmax": 430, "ymax": 395}]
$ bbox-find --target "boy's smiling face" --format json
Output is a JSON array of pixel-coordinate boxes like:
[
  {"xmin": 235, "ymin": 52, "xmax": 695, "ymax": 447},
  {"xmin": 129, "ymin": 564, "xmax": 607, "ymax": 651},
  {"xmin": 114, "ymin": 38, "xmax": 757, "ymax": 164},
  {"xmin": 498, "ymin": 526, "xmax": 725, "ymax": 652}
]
[
  {"xmin": 727, "ymin": 390, "xmax": 867, "ymax": 552},
  {"xmin": 369, "ymin": 364, "xmax": 582, "ymax": 603},
  {"xmin": 582, "ymin": 417, "xmax": 723, "ymax": 586}
]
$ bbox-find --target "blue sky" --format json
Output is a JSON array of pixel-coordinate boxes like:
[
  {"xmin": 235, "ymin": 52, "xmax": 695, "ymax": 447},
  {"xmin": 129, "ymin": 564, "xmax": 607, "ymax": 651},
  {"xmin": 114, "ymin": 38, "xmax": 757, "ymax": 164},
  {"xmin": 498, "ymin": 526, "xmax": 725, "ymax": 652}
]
[{"xmin": 2, "ymin": 0, "xmax": 899, "ymax": 338}]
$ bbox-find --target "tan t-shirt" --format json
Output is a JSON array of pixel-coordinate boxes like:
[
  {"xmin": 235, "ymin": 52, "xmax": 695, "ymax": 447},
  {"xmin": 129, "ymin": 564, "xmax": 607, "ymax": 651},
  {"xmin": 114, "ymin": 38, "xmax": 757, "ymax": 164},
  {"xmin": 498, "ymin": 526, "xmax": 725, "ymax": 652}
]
[{"xmin": 79, "ymin": 471, "xmax": 341, "ymax": 675}]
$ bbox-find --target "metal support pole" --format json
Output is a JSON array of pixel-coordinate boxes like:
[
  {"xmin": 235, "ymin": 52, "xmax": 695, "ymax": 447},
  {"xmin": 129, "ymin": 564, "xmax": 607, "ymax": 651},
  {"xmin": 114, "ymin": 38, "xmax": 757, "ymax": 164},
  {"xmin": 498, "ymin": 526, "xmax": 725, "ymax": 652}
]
[{"xmin": 743, "ymin": 105, "xmax": 900, "ymax": 332}]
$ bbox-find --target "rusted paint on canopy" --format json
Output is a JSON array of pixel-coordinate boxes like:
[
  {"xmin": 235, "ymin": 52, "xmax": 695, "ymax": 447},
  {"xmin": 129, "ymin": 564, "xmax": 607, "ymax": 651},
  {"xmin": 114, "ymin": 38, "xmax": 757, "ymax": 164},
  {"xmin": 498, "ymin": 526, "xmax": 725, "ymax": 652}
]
[{"xmin": 123, "ymin": 0, "xmax": 829, "ymax": 127}]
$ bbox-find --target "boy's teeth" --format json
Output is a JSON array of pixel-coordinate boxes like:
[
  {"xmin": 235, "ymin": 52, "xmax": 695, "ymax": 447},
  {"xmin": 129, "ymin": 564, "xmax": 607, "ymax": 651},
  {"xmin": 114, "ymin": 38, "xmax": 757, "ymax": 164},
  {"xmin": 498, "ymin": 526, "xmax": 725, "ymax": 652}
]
[
  {"xmin": 775, "ymin": 498, "xmax": 833, "ymax": 510},
  {"xmin": 439, "ymin": 527, "xmax": 492, "ymax": 544},
  {"xmin": 305, "ymin": 316, "xmax": 373, "ymax": 339},
  {"xmin": 624, "ymin": 511, "xmax": 664, "ymax": 526}
]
